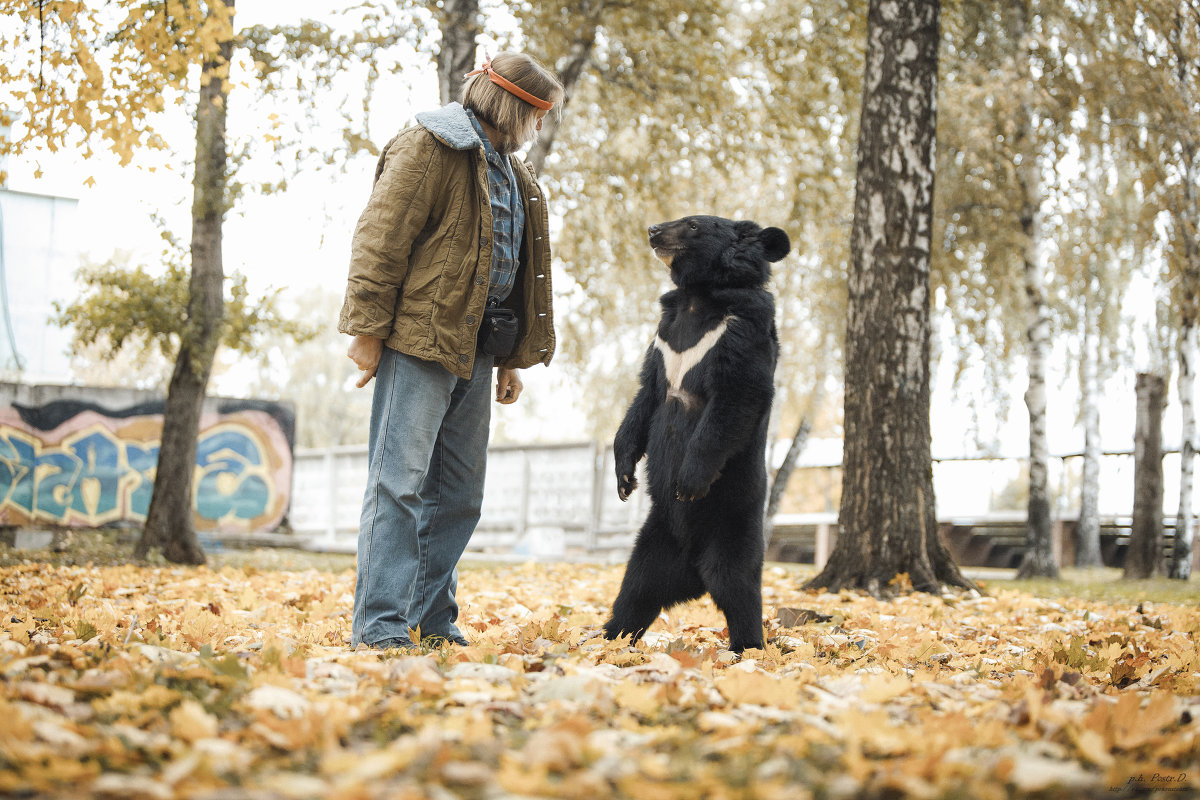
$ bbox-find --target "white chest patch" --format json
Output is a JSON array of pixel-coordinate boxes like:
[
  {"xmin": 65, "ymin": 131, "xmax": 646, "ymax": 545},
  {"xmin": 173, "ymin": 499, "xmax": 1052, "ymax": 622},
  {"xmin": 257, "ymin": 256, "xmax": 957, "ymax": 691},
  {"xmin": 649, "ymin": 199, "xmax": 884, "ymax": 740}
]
[{"xmin": 653, "ymin": 317, "xmax": 733, "ymax": 393}]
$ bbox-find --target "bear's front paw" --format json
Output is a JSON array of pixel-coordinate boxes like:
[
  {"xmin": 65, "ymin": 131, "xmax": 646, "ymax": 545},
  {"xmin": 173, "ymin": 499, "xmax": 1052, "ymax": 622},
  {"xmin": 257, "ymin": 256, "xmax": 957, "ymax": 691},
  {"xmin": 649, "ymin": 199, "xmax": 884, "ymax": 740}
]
[
  {"xmin": 617, "ymin": 468, "xmax": 638, "ymax": 502},
  {"xmin": 674, "ymin": 477, "xmax": 710, "ymax": 503},
  {"xmin": 675, "ymin": 464, "xmax": 719, "ymax": 502}
]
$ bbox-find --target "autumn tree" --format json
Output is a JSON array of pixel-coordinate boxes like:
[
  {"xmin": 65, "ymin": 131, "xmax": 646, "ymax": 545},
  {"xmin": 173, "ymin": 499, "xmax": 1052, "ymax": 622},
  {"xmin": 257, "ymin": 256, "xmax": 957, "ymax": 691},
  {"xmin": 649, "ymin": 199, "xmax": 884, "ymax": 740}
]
[
  {"xmin": 1077, "ymin": 1, "xmax": 1200, "ymax": 579},
  {"xmin": 934, "ymin": 0, "xmax": 1158, "ymax": 575},
  {"xmin": 805, "ymin": 0, "xmax": 973, "ymax": 594},
  {"xmin": 1129, "ymin": 0, "xmax": 1200, "ymax": 580},
  {"xmin": 0, "ymin": 1, "xmax": 238, "ymax": 562},
  {"xmin": 54, "ymin": 243, "xmax": 312, "ymax": 399},
  {"xmin": 1008, "ymin": 0, "xmax": 1061, "ymax": 579},
  {"xmin": 517, "ymin": 0, "xmax": 859, "ymax": 457},
  {"xmin": 0, "ymin": 1, "xmax": 379, "ymax": 563},
  {"xmin": 1056, "ymin": 137, "xmax": 1147, "ymax": 568}
]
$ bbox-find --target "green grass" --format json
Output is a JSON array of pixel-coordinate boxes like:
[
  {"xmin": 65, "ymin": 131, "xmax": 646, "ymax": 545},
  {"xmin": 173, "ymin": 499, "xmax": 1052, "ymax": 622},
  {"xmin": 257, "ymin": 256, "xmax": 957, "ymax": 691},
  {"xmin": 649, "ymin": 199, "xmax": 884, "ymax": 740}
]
[
  {"xmin": 2, "ymin": 529, "xmax": 1197, "ymax": 604},
  {"xmin": 1005, "ymin": 566, "xmax": 1200, "ymax": 605}
]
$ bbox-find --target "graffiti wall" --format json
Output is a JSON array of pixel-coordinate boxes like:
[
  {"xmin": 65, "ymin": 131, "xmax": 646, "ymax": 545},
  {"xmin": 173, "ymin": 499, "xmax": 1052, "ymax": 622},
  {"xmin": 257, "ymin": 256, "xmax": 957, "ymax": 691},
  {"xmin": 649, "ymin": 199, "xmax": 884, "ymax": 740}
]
[{"xmin": 0, "ymin": 396, "xmax": 294, "ymax": 533}]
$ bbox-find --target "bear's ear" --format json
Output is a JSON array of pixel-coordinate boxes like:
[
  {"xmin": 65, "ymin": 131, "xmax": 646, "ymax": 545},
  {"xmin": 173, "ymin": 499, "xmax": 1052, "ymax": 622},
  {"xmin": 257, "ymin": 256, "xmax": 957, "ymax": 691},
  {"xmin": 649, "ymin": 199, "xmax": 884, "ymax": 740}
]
[{"xmin": 760, "ymin": 227, "xmax": 791, "ymax": 262}]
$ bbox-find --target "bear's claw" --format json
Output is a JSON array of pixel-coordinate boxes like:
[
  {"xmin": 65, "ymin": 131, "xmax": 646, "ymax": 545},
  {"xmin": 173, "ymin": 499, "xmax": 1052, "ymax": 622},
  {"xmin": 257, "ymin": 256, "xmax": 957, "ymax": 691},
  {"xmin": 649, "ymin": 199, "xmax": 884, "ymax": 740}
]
[{"xmin": 617, "ymin": 474, "xmax": 638, "ymax": 501}]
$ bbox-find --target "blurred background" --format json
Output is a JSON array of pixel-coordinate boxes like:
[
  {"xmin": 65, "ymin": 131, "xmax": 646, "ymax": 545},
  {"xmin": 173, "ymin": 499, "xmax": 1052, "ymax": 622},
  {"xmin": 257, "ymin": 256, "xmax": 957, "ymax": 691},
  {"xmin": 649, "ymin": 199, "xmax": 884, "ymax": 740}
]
[{"xmin": 0, "ymin": 0, "xmax": 1194, "ymax": 570}]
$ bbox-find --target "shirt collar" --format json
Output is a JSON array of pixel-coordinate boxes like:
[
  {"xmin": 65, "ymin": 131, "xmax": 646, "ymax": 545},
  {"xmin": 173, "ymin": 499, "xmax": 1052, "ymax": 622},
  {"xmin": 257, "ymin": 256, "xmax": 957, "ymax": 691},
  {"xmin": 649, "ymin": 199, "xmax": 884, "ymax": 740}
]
[{"xmin": 465, "ymin": 109, "xmax": 508, "ymax": 166}]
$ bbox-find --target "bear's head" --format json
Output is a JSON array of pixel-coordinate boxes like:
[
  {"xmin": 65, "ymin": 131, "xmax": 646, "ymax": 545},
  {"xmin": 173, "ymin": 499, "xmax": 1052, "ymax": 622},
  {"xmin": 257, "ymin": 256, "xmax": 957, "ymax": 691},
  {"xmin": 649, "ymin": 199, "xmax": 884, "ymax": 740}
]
[{"xmin": 648, "ymin": 215, "xmax": 790, "ymax": 290}]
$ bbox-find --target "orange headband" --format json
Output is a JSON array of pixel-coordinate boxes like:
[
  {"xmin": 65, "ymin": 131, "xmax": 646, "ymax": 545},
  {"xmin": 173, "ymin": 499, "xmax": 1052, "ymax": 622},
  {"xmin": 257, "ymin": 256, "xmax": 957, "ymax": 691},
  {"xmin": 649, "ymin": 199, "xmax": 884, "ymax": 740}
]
[{"xmin": 465, "ymin": 58, "xmax": 555, "ymax": 110}]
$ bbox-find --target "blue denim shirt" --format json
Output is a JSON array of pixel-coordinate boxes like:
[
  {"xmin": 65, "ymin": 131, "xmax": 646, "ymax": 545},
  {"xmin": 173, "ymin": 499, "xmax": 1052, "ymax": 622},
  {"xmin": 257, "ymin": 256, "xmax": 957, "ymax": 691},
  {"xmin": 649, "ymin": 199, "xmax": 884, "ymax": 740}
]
[{"xmin": 467, "ymin": 111, "xmax": 524, "ymax": 303}]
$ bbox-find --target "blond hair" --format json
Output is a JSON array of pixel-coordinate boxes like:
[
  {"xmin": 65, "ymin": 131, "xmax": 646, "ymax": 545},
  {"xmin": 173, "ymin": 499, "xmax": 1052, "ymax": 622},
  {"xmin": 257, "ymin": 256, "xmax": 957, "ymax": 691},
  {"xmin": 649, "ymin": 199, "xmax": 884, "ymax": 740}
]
[{"xmin": 462, "ymin": 52, "xmax": 565, "ymax": 141}]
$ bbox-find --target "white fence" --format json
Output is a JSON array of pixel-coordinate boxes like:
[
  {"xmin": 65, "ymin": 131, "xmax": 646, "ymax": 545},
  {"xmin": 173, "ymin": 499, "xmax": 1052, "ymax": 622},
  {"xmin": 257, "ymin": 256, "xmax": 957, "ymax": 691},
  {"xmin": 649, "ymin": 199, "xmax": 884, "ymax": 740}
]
[
  {"xmin": 289, "ymin": 443, "xmax": 1190, "ymax": 561},
  {"xmin": 289, "ymin": 442, "xmax": 650, "ymax": 557}
]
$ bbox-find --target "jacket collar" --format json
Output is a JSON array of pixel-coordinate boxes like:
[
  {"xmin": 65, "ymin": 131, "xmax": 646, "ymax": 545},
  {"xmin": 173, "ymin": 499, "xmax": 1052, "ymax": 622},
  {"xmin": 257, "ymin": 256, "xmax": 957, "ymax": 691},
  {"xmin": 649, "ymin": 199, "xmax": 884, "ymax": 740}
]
[{"xmin": 415, "ymin": 103, "xmax": 483, "ymax": 151}]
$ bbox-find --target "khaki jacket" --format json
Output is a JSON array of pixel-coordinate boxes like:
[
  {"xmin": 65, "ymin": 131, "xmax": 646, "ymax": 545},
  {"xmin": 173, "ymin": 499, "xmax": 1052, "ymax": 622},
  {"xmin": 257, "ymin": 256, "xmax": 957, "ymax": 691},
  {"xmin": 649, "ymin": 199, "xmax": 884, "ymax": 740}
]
[{"xmin": 337, "ymin": 103, "xmax": 555, "ymax": 380}]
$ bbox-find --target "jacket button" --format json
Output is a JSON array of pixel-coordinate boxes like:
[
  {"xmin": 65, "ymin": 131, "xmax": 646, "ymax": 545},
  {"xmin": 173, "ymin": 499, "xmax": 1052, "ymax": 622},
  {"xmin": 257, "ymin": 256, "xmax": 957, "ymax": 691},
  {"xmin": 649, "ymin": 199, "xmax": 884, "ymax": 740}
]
[
  {"xmin": 476, "ymin": 276, "xmax": 485, "ymax": 285},
  {"xmin": 466, "ymin": 315, "xmax": 476, "ymax": 325},
  {"xmin": 480, "ymin": 237, "xmax": 488, "ymax": 246},
  {"xmin": 459, "ymin": 354, "xmax": 469, "ymax": 364}
]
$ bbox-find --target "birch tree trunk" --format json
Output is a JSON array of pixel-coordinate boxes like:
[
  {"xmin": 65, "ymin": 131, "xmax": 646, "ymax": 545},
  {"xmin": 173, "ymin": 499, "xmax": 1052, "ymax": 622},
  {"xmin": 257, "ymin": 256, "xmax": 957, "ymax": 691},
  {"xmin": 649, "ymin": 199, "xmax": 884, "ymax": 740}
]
[
  {"xmin": 135, "ymin": 2, "xmax": 234, "ymax": 564},
  {"xmin": 1171, "ymin": 141, "xmax": 1198, "ymax": 580},
  {"xmin": 1013, "ymin": 0, "xmax": 1058, "ymax": 580},
  {"xmin": 435, "ymin": 0, "xmax": 479, "ymax": 106},
  {"xmin": 805, "ymin": 0, "xmax": 973, "ymax": 595},
  {"xmin": 1174, "ymin": 320, "xmax": 1196, "ymax": 579},
  {"xmin": 1075, "ymin": 267, "xmax": 1104, "ymax": 568},
  {"xmin": 1127, "ymin": 373, "xmax": 1166, "ymax": 579}
]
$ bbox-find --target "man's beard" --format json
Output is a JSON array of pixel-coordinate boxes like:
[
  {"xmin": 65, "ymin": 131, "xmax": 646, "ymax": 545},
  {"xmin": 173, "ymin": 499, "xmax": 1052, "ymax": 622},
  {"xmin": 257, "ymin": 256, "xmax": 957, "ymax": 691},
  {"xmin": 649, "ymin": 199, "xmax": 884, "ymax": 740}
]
[{"xmin": 494, "ymin": 118, "xmax": 541, "ymax": 155}]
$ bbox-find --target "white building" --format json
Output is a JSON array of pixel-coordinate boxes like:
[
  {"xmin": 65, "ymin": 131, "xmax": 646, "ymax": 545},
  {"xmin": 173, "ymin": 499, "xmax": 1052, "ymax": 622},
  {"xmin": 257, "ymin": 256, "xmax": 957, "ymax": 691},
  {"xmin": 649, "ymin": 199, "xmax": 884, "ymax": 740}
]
[{"xmin": 0, "ymin": 185, "xmax": 78, "ymax": 382}]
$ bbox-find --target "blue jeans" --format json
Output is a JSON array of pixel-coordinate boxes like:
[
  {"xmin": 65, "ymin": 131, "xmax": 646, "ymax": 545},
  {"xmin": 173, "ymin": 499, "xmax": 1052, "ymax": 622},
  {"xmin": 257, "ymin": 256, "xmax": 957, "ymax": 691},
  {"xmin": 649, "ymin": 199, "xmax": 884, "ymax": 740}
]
[{"xmin": 351, "ymin": 347, "xmax": 493, "ymax": 648}]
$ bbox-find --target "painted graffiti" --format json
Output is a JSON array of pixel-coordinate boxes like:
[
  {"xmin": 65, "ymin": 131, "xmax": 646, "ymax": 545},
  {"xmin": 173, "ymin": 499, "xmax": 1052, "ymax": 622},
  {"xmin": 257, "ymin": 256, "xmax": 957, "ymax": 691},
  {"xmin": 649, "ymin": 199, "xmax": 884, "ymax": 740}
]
[{"xmin": 0, "ymin": 408, "xmax": 292, "ymax": 532}]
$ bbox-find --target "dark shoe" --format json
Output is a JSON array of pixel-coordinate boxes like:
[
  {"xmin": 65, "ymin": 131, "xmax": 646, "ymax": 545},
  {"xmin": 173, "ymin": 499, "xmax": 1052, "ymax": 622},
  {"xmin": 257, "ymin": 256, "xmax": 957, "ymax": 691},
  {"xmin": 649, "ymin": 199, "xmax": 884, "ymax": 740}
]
[{"xmin": 368, "ymin": 637, "xmax": 415, "ymax": 651}]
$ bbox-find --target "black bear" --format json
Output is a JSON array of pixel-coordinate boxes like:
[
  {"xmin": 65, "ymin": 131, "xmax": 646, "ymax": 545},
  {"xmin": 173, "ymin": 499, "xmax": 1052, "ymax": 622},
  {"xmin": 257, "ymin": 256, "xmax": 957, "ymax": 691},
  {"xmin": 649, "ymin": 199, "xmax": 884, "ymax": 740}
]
[{"xmin": 603, "ymin": 215, "xmax": 790, "ymax": 653}]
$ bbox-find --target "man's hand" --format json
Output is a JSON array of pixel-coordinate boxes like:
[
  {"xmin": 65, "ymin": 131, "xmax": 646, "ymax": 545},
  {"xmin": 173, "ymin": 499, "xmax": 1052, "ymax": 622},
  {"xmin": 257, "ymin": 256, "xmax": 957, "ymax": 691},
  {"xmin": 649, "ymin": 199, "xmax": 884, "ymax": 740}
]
[
  {"xmin": 496, "ymin": 368, "xmax": 523, "ymax": 404},
  {"xmin": 348, "ymin": 335, "xmax": 384, "ymax": 388}
]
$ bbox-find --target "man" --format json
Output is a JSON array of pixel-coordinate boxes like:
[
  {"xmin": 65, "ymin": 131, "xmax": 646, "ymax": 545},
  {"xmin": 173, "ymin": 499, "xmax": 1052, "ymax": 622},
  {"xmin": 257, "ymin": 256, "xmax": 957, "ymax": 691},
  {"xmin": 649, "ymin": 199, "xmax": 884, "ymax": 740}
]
[{"xmin": 339, "ymin": 52, "xmax": 564, "ymax": 650}]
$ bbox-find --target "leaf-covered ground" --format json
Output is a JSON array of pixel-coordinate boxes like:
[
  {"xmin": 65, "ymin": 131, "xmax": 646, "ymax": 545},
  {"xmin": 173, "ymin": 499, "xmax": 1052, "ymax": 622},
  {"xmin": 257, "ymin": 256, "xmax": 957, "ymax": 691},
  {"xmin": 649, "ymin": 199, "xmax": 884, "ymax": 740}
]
[{"xmin": 1, "ymin": 553, "xmax": 1198, "ymax": 799}]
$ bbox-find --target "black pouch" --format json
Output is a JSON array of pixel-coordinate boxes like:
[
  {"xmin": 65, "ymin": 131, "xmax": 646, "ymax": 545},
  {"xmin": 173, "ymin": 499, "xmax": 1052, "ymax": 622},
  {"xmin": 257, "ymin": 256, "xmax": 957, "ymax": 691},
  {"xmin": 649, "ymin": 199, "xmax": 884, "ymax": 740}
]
[{"xmin": 477, "ymin": 299, "xmax": 518, "ymax": 357}]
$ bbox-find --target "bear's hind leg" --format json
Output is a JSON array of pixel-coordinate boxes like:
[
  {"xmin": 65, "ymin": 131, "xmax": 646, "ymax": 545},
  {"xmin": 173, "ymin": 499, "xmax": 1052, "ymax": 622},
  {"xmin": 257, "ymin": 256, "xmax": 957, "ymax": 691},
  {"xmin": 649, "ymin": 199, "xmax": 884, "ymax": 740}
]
[
  {"xmin": 699, "ymin": 552, "xmax": 765, "ymax": 653},
  {"xmin": 604, "ymin": 513, "xmax": 703, "ymax": 644}
]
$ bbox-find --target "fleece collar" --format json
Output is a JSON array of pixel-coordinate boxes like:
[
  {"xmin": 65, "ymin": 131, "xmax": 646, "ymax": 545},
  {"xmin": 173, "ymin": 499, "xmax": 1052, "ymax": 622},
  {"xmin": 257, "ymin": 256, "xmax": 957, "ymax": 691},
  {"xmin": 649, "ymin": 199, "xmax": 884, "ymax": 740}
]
[{"xmin": 415, "ymin": 102, "xmax": 483, "ymax": 151}]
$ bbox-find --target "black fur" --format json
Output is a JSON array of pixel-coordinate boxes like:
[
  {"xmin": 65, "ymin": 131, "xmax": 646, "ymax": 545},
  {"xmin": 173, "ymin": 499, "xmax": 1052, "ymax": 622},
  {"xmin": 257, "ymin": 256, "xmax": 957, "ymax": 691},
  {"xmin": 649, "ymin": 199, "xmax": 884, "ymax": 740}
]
[{"xmin": 603, "ymin": 215, "xmax": 790, "ymax": 653}]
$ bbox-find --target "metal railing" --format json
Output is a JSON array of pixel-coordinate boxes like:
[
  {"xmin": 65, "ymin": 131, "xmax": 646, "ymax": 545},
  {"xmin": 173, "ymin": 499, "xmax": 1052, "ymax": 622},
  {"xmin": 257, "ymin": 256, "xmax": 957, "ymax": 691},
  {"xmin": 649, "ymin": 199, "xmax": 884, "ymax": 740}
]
[
  {"xmin": 289, "ymin": 441, "xmax": 650, "ymax": 556},
  {"xmin": 289, "ymin": 443, "xmax": 1190, "ymax": 562}
]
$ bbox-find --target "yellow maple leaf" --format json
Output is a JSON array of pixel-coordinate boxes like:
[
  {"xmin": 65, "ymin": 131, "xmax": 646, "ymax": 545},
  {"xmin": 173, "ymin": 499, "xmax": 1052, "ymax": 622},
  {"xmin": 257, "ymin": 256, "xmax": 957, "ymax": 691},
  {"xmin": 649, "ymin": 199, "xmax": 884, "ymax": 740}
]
[
  {"xmin": 613, "ymin": 681, "xmax": 666, "ymax": 716},
  {"xmin": 169, "ymin": 699, "xmax": 218, "ymax": 743},
  {"xmin": 715, "ymin": 667, "xmax": 801, "ymax": 708},
  {"xmin": 1068, "ymin": 725, "xmax": 1115, "ymax": 768},
  {"xmin": 860, "ymin": 672, "xmax": 912, "ymax": 703}
]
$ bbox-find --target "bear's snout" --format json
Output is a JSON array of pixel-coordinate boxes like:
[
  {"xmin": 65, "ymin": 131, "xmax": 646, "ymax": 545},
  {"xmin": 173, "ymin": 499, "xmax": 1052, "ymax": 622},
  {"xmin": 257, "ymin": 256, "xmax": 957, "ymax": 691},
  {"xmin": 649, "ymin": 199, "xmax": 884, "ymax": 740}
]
[
  {"xmin": 648, "ymin": 223, "xmax": 676, "ymax": 249},
  {"xmin": 648, "ymin": 224, "xmax": 677, "ymax": 266}
]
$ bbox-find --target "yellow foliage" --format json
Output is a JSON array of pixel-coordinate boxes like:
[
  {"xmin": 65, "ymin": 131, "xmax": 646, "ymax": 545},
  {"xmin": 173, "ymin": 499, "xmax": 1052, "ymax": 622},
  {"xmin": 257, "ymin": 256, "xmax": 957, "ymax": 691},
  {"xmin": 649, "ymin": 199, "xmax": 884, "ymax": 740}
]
[{"xmin": 0, "ymin": 560, "xmax": 1198, "ymax": 798}]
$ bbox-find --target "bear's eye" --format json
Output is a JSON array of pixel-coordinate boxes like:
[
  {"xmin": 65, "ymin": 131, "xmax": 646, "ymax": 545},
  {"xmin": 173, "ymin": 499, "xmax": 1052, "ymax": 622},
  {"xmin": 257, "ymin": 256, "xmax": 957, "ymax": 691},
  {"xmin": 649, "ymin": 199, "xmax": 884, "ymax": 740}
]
[{"xmin": 688, "ymin": 221, "xmax": 699, "ymax": 231}]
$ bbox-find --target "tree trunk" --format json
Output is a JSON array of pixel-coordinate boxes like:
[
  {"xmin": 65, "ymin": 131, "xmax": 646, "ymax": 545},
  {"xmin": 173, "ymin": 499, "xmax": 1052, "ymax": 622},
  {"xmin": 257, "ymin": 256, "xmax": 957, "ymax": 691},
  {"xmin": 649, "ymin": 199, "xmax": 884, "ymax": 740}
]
[
  {"xmin": 1127, "ymin": 373, "xmax": 1166, "ymax": 579},
  {"xmin": 134, "ymin": 3, "xmax": 234, "ymax": 565},
  {"xmin": 763, "ymin": 362, "xmax": 829, "ymax": 547},
  {"xmin": 762, "ymin": 416, "xmax": 812, "ymax": 547},
  {"xmin": 1174, "ymin": 320, "xmax": 1197, "ymax": 579},
  {"xmin": 435, "ymin": 0, "xmax": 479, "ymax": 107},
  {"xmin": 1171, "ymin": 142, "xmax": 1198, "ymax": 580},
  {"xmin": 804, "ymin": 0, "xmax": 973, "ymax": 596},
  {"xmin": 1075, "ymin": 266, "xmax": 1104, "ymax": 567},
  {"xmin": 527, "ymin": 27, "xmax": 596, "ymax": 176},
  {"xmin": 1013, "ymin": 0, "xmax": 1058, "ymax": 580}
]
